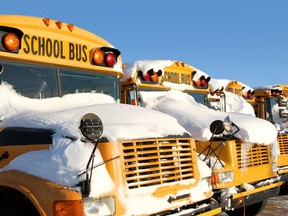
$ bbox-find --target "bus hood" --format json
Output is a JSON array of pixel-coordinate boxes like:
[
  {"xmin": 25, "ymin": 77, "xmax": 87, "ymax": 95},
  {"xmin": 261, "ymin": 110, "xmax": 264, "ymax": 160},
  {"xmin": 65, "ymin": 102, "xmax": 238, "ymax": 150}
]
[
  {"xmin": 0, "ymin": 84, "xmax": 188, "ymax": 141},
  {"xmin": 139, "ymin": 90, "xmax": 278, "ymax": 145}
]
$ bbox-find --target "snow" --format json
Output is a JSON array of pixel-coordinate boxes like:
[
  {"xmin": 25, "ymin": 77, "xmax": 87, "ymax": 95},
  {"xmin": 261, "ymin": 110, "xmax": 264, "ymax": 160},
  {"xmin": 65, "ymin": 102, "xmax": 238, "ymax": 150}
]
[
  {"xmin": 0, "ymin": 83, "xmax": 212, "ymax": 215},
  {"xmin": 0, "ymin": 58, "xmax": 281, "ymax": 215},
  {"xmin": 138, "ymin": 90, "xmax": 277, "ymax": 144},
  {"xmin": 122, "ymin": 60, "xmax": 210, "ymax": 92},
  {"xmin": 122, "ymin": 60, "xmax": 277, "ymax": 144}
]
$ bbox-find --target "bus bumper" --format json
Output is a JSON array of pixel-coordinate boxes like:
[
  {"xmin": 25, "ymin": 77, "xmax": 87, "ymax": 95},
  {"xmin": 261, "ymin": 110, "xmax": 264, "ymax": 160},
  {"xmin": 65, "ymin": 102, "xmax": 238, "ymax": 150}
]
[
  {"xmin": 152, "ymin": 197, "xmax": 221, "ymax": 216},
  {"xmin": 220, "ymin": 182, "xmax": 282, "ymax": 211}
]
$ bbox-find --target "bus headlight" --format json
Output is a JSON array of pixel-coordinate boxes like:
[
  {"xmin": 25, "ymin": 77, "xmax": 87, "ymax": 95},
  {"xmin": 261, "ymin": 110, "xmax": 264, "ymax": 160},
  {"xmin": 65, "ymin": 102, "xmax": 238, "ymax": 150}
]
[
  {"xmin": 84, "ymin": 196, "xmax": 115, "ymax": 216},
  {"xmin": 211, "ymin": 171, "xmax": 234, "ymax": 185},
  {"xmin": 274, "ymin": 121, "xmax": 285, "ymax": 131}
]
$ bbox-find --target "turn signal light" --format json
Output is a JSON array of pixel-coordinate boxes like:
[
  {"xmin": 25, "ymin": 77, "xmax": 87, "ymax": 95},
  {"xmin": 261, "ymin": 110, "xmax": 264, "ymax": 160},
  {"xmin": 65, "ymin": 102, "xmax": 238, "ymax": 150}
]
[
  {"xmin": 54, "ymin": 200, "xmax": 84, "ymax": 216},
  {"xmin": 105, "ymin": 52, "xmax": 116, "ymax": 67},
  {"xmin": 271, "ymin": 89, "xmax": 282, "ymax": 96},
  {"xmin": 139, "ymin": 69, "xmax": 162, "ymax": 83},
  {"xmin": 2, "ymin": 32, "xmax": 20, "ymax": 51},
  {"xmin": 91, "ymin": 48, "xmax": 118, "ymax": 67},
  {"xmin": 211, "ymin": 172, "xmax": 220, "ymax": 185},
  {"xmin": 243, "ymin": 90, "xmax": 254, "ymax": 99},
  {"xmin": 193, "ymin": 76, "xmax": 210, "ymax": 88},
  {"xmin": 92, "ymin": 49, "xmax": 104, "ymax": 65}
]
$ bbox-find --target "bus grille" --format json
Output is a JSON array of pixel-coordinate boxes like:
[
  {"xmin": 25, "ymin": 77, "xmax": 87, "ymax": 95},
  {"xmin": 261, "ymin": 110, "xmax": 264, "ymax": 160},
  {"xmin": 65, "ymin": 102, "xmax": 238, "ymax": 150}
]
[
  {"xmin": 236, "ymin": 141, "xmax": 269, "ymax": 169},
  {"xmin": 278, "ymin": 134, "xmax": 288, "ymax": 155},
  {"xmin": 122, "ymin": 138, "xmax": 194, "ymax": 189}
]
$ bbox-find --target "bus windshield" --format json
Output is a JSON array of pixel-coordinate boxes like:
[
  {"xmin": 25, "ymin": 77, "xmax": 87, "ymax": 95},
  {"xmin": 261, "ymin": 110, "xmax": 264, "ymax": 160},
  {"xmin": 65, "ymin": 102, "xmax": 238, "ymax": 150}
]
[
  {"xmin": 187, "ymin": 92, "xmax": 211, "ymax": 107},
  {"xmin": 0, "ymin": 60, "xmax": 120, "ymax": 101},
  {"xmin": 265, "ymin": 98, "xmax": 278, "ymax": 122}
]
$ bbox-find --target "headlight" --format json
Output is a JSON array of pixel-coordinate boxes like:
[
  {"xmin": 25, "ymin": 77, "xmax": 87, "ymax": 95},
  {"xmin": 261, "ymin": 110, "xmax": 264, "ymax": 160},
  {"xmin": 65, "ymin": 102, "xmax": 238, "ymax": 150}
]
[
  {"xmin": 274, "ymin": 121, "xmax": 285, "ymax": 131},
  {"xmin": 201, "ymin": 176, "xmax": 211, "ymax": 186},
  {"xmin": 271, "ymin": 162, "xmax": 277, "ymax": 172},
  {"xmin": 211, "ymin": 171, "xmax": 234, "ymax": 186},
  {"xmin": 84, "ymin": 196, "xmax": 115, "ymax": 216}
]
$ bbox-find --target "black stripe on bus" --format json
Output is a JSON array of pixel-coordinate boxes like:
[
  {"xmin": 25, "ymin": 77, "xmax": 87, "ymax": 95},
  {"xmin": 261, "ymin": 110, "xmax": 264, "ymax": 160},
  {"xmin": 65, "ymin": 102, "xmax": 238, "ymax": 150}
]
[{"xmin": 0, "ymin": 127, "xmax": 54, "ymax": 146}]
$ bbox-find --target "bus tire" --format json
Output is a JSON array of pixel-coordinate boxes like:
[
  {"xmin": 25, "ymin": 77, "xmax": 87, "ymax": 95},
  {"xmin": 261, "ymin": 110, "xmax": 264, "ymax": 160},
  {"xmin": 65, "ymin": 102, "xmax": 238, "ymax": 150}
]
[
  {"xmin": 0, "ymin": 207, "xmax": 30, "ymax": 216},
  {"xmin": 226, "ymin": 199, "xmax": 268, "ymax": 216},
  {"xmin": 279, "ymin": 181, "xmax": 288, "ymax": 195}
]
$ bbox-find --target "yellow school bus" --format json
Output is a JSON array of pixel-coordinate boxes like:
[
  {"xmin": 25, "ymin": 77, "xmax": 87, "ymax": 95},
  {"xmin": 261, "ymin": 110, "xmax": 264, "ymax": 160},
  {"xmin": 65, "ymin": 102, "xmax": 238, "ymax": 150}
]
[
  {"xmin": 121, "ymin": 60, "xmax": 282, "ymax": 216},
  {"xmin": 0, "ymin": 15, "xmax": 221, "ymax": 215},
  {"xmin": 250, "ymin": 85, "xmax": 288, "ymax": 193},
  {"xmin": 224, "ymin": 81, "xmax": 288, "ymax": 193}
]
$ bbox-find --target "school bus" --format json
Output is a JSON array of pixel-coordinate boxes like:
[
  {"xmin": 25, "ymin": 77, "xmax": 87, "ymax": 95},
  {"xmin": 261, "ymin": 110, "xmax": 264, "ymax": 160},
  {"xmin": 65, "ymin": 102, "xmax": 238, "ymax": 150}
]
[
  {"xmin": 225, "ymin": 80, "xmax": 255, "ymax": 108},
  {"xmin": 241, "ymin": 84, "xmax": 288, "ymax": 193},
  {"xmin": 0, "ymin": 15, "xmax": 221, "ymax": 215},
  {"xmin": 224, "ymin": 82, "xmax": 288, "ymax": 192},
  {"xmin": 121, "ymin": 60, "xmax": 282, "ymax": 216}
]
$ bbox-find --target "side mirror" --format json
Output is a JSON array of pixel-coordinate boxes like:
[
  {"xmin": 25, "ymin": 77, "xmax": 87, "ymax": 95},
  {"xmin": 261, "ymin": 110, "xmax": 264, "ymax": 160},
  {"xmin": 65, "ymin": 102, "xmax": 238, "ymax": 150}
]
[
  {"xmin": 79, "ymin": 113, "xmax": 103, "ymax": 142},
  {"xmin": 223, "ymin": 116, "xmax": 233, "ymax": 133},
  {"xmin": 210, "ymin": 120, "xmax": 225, "ymax": 135},
  {"xmin": 210, "ymin": 116, "xmax": 234, "ymax": 135}
]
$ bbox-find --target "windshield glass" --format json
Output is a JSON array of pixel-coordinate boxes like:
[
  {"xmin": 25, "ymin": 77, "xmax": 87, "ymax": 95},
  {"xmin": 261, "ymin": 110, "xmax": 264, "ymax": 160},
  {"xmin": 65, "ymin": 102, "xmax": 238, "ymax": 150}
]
[
  {"xmin": 0, "ymin": 60, "xmax": 58, "ymax": 98},
  {"xmin": 0, "ymin": 60, "xmax": 120, "ymax": 101},
  {"xmin": 265, "ymin": 98, "xmax": 278, "ymax": 122},
  {"xmin": 187, "ymin": 92, "xmax": 213, "ymax": 108},
  {"xmin": 59, "ymin": 69, "xmax": 120, "ymax": 101}
]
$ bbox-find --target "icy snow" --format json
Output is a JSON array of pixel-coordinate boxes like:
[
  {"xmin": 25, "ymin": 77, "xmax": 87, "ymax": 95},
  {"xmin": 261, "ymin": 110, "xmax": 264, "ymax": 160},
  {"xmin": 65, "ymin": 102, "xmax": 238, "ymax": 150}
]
[
  {"xmin": 0, "ymin": 83, "xmax": 212, "ymax": 215},
  {"xmin": 0, "ymin": 59, "xmax": 281, "ymax": 215}
]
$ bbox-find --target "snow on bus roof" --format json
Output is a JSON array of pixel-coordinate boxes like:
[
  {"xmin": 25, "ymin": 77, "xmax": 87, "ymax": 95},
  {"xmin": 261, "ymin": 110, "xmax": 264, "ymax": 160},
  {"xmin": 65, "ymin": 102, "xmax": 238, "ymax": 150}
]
[
  {"xmin": 210, "ymin": 78, "xmax": 254, "ymax": 95},
  {"xmin": 122, "ymin": 60, "xmax": 209, "ymax": 85}
]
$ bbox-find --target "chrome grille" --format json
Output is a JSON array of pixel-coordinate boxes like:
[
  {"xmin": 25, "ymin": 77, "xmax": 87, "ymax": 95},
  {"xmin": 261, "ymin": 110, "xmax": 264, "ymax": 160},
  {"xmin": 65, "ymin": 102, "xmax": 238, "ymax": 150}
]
[{"xmin": 122, "ymin": 138, "xmax": 195, "ymax": 189}]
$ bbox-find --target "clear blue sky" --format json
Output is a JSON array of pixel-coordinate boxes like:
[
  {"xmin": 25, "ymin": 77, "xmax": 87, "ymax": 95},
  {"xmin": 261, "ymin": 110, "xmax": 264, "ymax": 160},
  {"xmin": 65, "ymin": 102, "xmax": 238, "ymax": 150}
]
[{"xmin": 1, "ymin": 0, "xmax": 288, "ymax": 87}]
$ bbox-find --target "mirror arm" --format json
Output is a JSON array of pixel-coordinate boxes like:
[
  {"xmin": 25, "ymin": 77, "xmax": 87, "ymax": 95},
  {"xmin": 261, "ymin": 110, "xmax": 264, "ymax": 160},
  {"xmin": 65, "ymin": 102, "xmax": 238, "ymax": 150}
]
[{"xmin": 83, "ymin": 140, "xmax": 100, "ymax": 197}]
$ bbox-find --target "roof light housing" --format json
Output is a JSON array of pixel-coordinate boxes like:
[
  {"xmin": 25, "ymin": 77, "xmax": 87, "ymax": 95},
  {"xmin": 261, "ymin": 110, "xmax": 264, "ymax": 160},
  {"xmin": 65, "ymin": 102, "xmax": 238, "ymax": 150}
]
[
  {"xmin": 193, "ymin": 74, "xmax": 211, "ymax": 89},
  {"xmin": 138, "ymin": 69, "xmax": 162, "ymax": 83}
]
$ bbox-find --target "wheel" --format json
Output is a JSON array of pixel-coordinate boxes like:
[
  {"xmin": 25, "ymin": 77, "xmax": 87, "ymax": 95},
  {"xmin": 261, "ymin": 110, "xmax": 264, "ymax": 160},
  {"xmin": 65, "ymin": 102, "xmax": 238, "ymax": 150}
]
[
  {"xmin": 226, "ymin": 199, "xmax": 268, "ymax": 216},
  {"xmin": 0, "ymin": 207, "xmax": 30, "ymax": 216},
  {"xmin": 279, "ymin": 181, "xmax": 288, "ymax": 195}
]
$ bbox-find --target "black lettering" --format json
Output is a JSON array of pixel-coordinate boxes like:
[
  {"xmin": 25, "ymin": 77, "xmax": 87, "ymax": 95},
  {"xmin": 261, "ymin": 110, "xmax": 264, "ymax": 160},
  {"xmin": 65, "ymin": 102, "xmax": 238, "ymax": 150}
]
[
  {"xmin": 31, "ymin": 36, "xmax": 38, "ymax": 55},
  {"xmin": 75, "ymin": 44, "xmax": 81, "ymax": 61},
  {"xmin": 38, "ymin": 37, "xmax": 45, "ymax": 56},
  {"xmin": 54, "ymin": 40, "xmax": 60, "ymax": 58},
  {"xmin": 164, "ymin": 71, "xmax": 168, "ymax": 81},
  {"xmin": 23, "ymin": 34, "xmax": 30, "ymax": 54},
  {"xmin": 69, "ymin": 43, "xmax": 74, "ymax": 60},
  {"xmin": 60, "ymin": 41, "xmax": 65, "ymax": 59},
  {"xmin": 82, "ymin": 45, "xmax": 88, "ymax": 62},
  {"xmin": 46, "ymin": 38, "xmax": 52, "ymax": 57},
  {"xmin": 182, "ymin": 74, "xmax": 190, "ymax": 85}
]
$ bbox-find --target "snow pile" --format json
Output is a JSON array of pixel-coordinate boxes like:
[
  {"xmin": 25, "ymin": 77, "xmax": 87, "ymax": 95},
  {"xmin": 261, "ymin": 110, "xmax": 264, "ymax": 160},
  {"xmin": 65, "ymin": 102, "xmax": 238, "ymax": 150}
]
[
  {"xmin": 122, "ymin": 60, "xmax": 210, "ymax": 91},
  {"xmin": 138, "ymin": 89, "xmax": 277, "ymax": 145},
  {"xmin": 0, "ymin": 83, "xmax": 214, "ymax": 215},
  {"xmin": 0, "ymin": 83, "xmax": 189, "ymax": 186}
]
